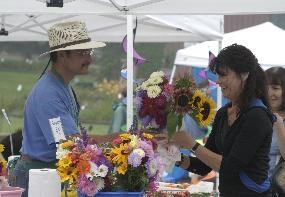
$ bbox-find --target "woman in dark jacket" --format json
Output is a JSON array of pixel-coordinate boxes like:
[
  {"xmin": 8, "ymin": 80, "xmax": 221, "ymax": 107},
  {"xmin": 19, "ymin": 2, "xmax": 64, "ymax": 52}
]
[{"xmin": 171, "ymin": 44, "xmax": 274, "ymax": 197}]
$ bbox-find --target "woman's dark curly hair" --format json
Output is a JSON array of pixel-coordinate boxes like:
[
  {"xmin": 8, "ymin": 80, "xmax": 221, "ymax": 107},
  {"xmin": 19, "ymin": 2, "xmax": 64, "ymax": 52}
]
[
  {"xmin": 209, "ymin": 44, "xmax": 269, "ymax": 110},
  {"xmin": 265, "ymin": 67, "xmax": 285, "ymax": 111}
]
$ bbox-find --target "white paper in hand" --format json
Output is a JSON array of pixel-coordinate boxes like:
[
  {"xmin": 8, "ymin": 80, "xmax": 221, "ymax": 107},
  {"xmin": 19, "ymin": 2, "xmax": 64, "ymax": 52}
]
[{"xmin": 49, "ymin": 117, "xmax": 66, "ymax": 143}]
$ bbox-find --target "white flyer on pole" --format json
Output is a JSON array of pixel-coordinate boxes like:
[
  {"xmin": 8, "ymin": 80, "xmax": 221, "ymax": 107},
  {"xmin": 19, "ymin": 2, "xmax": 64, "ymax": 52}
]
[{"xmin": 49, "ymin": 117, "xmax": 66, "ymax": 143}]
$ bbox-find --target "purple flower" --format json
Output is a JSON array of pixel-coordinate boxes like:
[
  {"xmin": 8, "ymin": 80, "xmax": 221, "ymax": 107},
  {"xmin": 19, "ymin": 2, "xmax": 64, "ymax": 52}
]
[
  {"xmin": 148, "ymin": 179, "xmax": 158, "ymax": 192},
  {"xmin": 141, "ymin": 115, "xmax": 152, "ymax": 127},
  {"xmin": 128, "ymin": 152, "xmax": 142, "ymax": 167},
  {"xmin": 137, "ymin": 140, "xmax": 154, "ymax": 159},
  {"xmin": 77, "ymin": 175, "xmax": 98, "ymax": 196}
]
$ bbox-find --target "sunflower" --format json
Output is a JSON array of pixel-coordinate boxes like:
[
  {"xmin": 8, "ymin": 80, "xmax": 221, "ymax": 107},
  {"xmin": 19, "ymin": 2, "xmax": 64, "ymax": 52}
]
[
  {"xmin": 173, "ymin": 75, "xmax": 196, "ymax": 115},
  {"xmin": 119, "ymin": 133, "xmax": 131, "ymax": 141},
  {"xmin": 196, "ymin": 94, "xmax": 216, "ymax": 126},
  {"xmin": 58, "ymin": 155, "xmax": 73, "ymax": 168},
  {"xmin": 143, "ymin": 133, "xmax": 154, "ymax": 139},
  {"xmin": 190, "ymin": 90, "xmax": 204, "ymax": 109},
  {"xmin": 173, "ymin": 87, "xmax": 195, "ymax": 114},
  {"xmin": 60, "ymin": 140, "xmax": 75, "ymax": 149},
  {"xmin": 57, "ymin": 165, "xmax": 78, "ymax": 184},
  {"xmin": 111, "ymin": 143, "xmax": 130, "ymax": 173}
]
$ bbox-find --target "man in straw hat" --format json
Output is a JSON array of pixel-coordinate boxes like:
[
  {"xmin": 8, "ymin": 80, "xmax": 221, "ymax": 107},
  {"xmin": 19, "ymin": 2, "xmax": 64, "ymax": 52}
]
[{"xmin": 10, "ymin": 21, "xmax": 117, "ymax": 196}]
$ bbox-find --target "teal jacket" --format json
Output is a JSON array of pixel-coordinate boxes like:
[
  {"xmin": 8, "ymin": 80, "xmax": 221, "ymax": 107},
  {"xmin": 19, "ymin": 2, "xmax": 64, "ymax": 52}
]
[{"xmin": 108, "ymin": 99, "xmax": 127, "ymax": 133}]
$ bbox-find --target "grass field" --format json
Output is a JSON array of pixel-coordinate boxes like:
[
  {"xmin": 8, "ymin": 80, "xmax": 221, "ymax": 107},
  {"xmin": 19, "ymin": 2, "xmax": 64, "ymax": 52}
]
[{"xmin": 0, "ymin": 70, "xmax": 114, "ymax": 135}]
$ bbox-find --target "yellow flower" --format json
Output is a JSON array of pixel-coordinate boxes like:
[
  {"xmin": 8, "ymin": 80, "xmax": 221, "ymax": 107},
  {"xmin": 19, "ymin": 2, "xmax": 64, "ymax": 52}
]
[
  {"xmin": 129, "ymin": 135, "xmax": 139, "ymax": 148},
  {"xmin": 143, "ymin": 133, "xmax": 153, "ymax": 139},
  {"xmin": 0, "ymin": 144, "xmax": 5, "ymax": 153},
  {"xmin": 57, "ymin": 166, "xmax": 78, "ymax": 184},
  {"xmin": 57, "ymin": 156, "xmax": 72, "ymax": 168},
  {"xmin": 111, "ymin": 143, "xmax": 129, "ymax": 174},
  {"xmin": 119, "ymin": 133, "xmax": 131, "ymax": 141},
  {"xmin": 112, "ymin": 144, "xmax": 129, "ymax": 164},
  {"xmin": 61, "ymin": 190, "xmax": 77, "ymax": 197},
  {"xmin": 117, "ymin": 162, "xmax": 128, "ymax": 175},
  {"xmin": 197, "ymin": 95, "xmax": 216, "ymax": 126},
  {"xmin": 190, "ymin": 90, "xmax": 204, "ymax": 108},
  {"xmin": 0, "ymin": 159, "xmax": 7, "ymax": 169},
  {"xmin": 60, "ymin": 140, "xmax": 74, "ymax": 149}
]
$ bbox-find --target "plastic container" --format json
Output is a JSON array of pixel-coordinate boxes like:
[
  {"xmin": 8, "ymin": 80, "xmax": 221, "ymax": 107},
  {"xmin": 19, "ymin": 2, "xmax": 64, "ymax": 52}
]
[{"xmin": 0, "ymin": 186, "xmax": 24, "ymax": 197}]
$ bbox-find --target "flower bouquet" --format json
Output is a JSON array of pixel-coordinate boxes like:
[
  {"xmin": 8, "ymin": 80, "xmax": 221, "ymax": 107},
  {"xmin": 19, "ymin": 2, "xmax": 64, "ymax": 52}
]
[
  {"xmin": 105, "ymin": 132, "xmax": 160, "ymax": 193},
  {"xmin": 56, "ymin": 130, "xmax": 112, "ymax": 197},
  {"xmin": 167, "ymin": 74, "xmax": 216, "ymax": 137},
  {"xmin": 136, "ymin": 71, "xmax": 173, "ymax": 133}
]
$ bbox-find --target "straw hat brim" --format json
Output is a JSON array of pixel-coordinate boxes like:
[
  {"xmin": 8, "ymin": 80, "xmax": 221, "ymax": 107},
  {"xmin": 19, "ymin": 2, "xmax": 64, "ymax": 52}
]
[{"xmin": 40, "ymin": 41, "xmax": 106, "ymax": 56}]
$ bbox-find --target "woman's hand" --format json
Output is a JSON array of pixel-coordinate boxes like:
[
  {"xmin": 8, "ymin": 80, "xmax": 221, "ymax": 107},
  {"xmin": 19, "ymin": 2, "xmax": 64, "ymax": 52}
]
[{"xmin": 170, "ymin": 131, "xmax": 195, "ymax": 149}]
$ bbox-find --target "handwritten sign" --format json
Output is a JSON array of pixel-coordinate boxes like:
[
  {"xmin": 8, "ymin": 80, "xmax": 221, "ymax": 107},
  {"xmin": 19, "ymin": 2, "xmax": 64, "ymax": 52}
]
[{"xmin": 49, "ymin": 117, "xmax": 66, "ymax": 143}]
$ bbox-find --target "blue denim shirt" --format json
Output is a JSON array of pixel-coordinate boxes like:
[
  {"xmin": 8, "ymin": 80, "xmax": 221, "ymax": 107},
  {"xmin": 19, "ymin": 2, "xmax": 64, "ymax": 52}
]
[{"xmin": 20, "ymin": 72, "xmax": 79, "ymax": 162}]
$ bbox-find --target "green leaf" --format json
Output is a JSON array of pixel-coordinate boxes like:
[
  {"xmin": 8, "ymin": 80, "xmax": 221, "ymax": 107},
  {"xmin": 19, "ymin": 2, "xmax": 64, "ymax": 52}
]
[
  {"xmin": 177, "ymin": 114, "xmax": 183, "ymax": 131},
  {"xmin": 167, "ymin": 112, "xmax": 178, "ymax": 138}
]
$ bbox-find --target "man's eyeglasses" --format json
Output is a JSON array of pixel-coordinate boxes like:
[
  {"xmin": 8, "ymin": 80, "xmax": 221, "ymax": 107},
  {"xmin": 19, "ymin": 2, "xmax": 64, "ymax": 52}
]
[{"xmin": 75, "ymin": 50, "xmax": 94, "ymax": 57}]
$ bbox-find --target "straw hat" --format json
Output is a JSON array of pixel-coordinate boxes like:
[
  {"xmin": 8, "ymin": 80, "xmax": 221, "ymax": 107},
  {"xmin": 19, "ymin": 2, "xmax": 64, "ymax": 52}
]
[{"xmin": 42, "ymin": 21, "xmax": 105, "ymax": 55}]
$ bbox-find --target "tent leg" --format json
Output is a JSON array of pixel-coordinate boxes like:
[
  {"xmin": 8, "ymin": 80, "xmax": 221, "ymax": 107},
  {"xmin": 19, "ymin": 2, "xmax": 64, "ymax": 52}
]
[{"xmin": 126, "ymin": 15, "xmax": 134, "ymax": 130}]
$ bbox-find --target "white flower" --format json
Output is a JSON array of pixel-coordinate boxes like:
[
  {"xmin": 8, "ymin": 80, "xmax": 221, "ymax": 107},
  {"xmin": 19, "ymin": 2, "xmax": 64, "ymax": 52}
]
[
  {"xmin": 147, "ymin": 85, "xmax": 162, "ymax": 98},
  {"xmin": 147, "ymin": 159, "xmax": 158, "ymax": 177},
  {"xmin": 141, "ymin": 80, "xmax": 151, "ymax": 90},
  {"xmin": 148, "ymin": 76, "xmax": 163, "ymax": 85},
  {"xmin": 86, "ymin": 162, "xmax": 98, "ymax": 180},
  {"xmin": 56, "ymin": 147, "xmax": 70, "ymax": 160},
  {"xmin": 133, "ymin": 148, "xmax": 145, "ymax": 157},
  {"xmin": 97, "ymin": 164, "xmax": 109, "ymax": 177},
  {"xmin": 150, "ymin": 71, "xmax": 164, "ymax": 78},
  {"xmin": 95, "ymin": 178, "xmax": 105, "ymax": 191}
]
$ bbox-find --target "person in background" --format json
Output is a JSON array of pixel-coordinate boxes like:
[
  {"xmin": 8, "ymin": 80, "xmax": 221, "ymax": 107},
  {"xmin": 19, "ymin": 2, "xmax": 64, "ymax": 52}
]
[
  {"xmin": 0, "ymin": 128, "xmax": 22, "ymax": 160},
  {"xmin": 10, "ymin": 21, "xmax": 117, "ymax": 197},
  {"xmin": 171, "ymin": 44, "xmax": 274, "ymax": 197},
  {"xmin": 108, "ymin": 87, "xmax": 127, "ymax": 133},
  {"xmin": 265, "ymin": 67, "xmax": 285, "ymax": 179}
]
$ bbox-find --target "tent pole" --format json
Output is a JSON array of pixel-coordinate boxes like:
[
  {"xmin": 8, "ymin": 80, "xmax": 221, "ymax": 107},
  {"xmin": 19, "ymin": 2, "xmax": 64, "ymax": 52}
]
[
  {"xmin": 126, "ymin": 15, "xmax": 134, "ymax": 130},
  {"xmin": 169, "ymin": 65, "xmax": 176, "ymax": 84}
]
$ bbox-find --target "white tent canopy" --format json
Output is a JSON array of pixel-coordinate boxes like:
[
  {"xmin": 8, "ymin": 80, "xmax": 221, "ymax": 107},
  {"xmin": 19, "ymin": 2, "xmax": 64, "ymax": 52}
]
[
  {"xmin": 0, "ymin": 14, "xmax": 223, "ymax": 42},
  {"xmin": 175, "ymin": 22, "xmax": 285, "ymax": 69},
  {"xmin": 0, "ymin": 0, "xmax": 285, "ymax": 15}
]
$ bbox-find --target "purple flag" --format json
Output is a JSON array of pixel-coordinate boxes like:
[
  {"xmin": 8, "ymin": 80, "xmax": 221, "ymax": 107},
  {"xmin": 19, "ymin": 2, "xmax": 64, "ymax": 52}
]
[
  {"xmin": 122, "ymin": 35, "xmax": 146, "ymax": 66},
  {"xmin": 198, "ymin": 51, "xmax": 217, "ymax": 87},
  {"xmin": 208, "ymin": 51, "xmax": 216, "ymax": 66}
]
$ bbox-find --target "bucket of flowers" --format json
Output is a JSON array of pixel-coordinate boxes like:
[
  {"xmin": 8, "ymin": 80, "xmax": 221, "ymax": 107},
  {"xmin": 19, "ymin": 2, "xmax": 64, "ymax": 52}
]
[
  {"xmin": 55, "ymin": 129, "xmax": 113, "ymax": 197},
  {"xmin": 0, "ymin": 144, "xmax": 25, "ymax": 197},
  {"xmin": 98, "ymin": 131, "xmax": 161, "ymax": 196}
]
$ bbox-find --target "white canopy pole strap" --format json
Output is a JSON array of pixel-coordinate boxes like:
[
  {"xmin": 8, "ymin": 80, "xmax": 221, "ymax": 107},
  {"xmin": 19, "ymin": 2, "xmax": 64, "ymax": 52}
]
[
  {"xmin": 215, "ymin": 19, "xmax": 224, "ymax": 197},
  {"xmin": 126, "ymin": 15, "xmax": 134, "ymax": 130}
]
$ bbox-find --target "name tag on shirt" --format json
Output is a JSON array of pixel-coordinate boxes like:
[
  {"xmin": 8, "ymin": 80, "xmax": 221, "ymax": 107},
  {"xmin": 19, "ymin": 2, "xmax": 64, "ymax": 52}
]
[{"xmin": 49, "ymin": 117, "xmax": 66, "ymax": 143}]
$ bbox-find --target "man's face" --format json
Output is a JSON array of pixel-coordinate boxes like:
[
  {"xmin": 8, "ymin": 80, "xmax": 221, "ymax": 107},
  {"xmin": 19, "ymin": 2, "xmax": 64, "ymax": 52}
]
[{"xmin": 63, "ymin": 49, "xmax": 93, "ymax": 76}]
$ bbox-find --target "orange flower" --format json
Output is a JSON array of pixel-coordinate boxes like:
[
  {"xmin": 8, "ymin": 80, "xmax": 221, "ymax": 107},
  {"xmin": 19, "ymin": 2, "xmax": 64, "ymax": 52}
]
[{"xmin": 76, "ymin": 160, "xmax": 90, "ymax": 175}]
